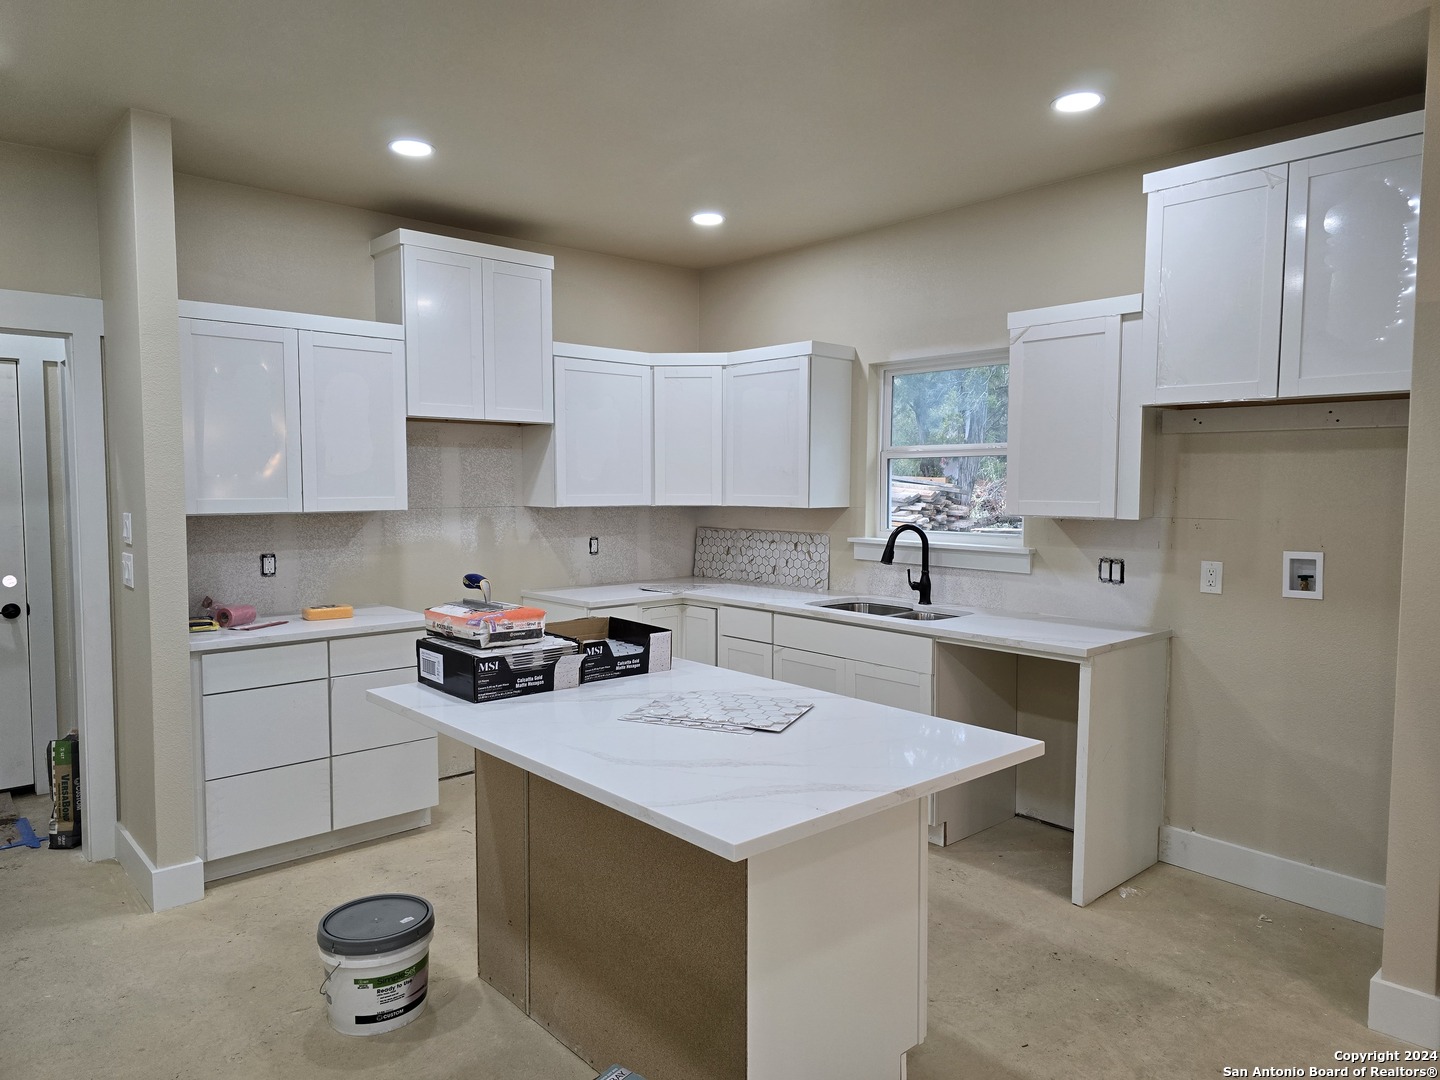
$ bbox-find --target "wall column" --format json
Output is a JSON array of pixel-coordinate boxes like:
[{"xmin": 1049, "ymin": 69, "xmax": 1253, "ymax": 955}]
[
  {"xmin": 1371, "ymin": 2, "xmax": 1440, "ymax": 1048},
  {"xmin": 96, "ymin": 109, "xmax": 201, "ymax": 910}
]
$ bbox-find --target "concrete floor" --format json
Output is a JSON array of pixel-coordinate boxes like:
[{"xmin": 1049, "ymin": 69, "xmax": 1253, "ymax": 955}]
[{"xmin": 0, "ymin": 776, "xmax": 1409, "ymax": 1079}]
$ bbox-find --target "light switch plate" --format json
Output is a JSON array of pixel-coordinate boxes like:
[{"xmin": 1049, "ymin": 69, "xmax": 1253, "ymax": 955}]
[
  {"xmin": 1200, "ymin": 560, "xmax": 1222, "ymax": 594},
  {"xmin": 122, "ymin": 512, "xmax": 132, "ymax": 545},
  {"xmin": 121, "ymin": 552, "xmax": 135, "ymax": 589}
]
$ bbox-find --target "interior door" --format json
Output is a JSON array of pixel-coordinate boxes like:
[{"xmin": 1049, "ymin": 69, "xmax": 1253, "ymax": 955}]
[{"xmin": 0, "ymin": 361, "xmax": 34, "ymax": 787}]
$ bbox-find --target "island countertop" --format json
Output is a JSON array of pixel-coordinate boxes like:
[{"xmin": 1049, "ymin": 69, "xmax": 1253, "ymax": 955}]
[{"xmin": 368, "ymin": 660, "xmax": 1042, "ymax": 862}]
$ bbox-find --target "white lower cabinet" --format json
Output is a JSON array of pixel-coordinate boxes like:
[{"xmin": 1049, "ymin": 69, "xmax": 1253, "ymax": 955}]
[
  {"xmin": 850, "ymin": 659, "xmax": 932, "ymax": 714},
  {"xmin": 681, "ymin": 605, "xmax": 717, "ymax": 665},
  {"xmin": 772, "ymin": 647, "xmax": 847, "ymax": 695},
  {"xmin": 718, "ymin": 636, "xmax": 773, "ymax": 679},
  {"xmin": 195, "ymin": 627, "xmax": 435, "ymax": 877}
]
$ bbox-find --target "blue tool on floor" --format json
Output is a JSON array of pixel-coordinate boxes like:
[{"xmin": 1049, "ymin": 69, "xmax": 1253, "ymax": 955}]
[{"xmin": 0, "ymin": 817, "xmax": 43, "ymax": 850}]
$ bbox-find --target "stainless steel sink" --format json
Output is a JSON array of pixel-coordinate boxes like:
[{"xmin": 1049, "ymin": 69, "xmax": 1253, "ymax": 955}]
[
  {"xmin": 814, "ymin": 600, "xmax": 912, "ymax": 616},
  {"xmin": 889, "ymin": 609, "xmax": 966, "ymax": 621}
]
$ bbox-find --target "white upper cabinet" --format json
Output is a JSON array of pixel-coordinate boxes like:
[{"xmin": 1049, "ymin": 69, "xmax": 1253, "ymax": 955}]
[
  {"xmin": 181, "ymin": 318, "xmax": 303, "ymax": 514},
  {"xmin": 298, "ymin": 331, "xmax": 408, "ymax": 512},
  {"xmin": 722, "ymin": 349, "xmax": 852, "ymax": 508},
  {"xmin": 1279, "ymin": 135, "xmax": 1422, "ymax": 397},
  {"xmin": 654, "ymin": 365, "xmax": 723, "ymax": 505},
  {"xmin": 524, "ymin": 341, "xmax": 854, "ymax": 508},
  {"xmin": 1008, "ymin": 297, "xmax": 1153, "ymax": 521},
  {"xmin": 371, "ymin": 229, "xmax": 553, "ymax": 424},
  {"xmin": 180, "ymin": 302, "xmax": 407, "ymax": 515},
  {"xmin": 1141, "ymin": 111, "xmax": 1422, "ymax": 405}
]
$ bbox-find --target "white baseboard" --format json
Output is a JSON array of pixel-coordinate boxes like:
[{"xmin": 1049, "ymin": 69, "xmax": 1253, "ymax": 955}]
[
  {"xmin": 1159, "ymin": 826, "xmax": 1385, "ymax": 928},
  {"xmin": 1370, "ymin": 971, "xmax": 1440, "ymax": 1048},
  {"xmin": 115, "ymin": 824, "xmax": 205, "ymax": 912}
]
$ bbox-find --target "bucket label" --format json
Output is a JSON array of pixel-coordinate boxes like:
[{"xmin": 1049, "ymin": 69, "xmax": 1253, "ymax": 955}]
[{"xmin": 351, "ymin": 954, "xmax": 429, "ymax": 1026}]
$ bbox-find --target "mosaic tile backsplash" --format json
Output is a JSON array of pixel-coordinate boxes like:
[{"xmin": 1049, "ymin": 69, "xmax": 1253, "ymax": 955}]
[{"xmin": 693, "ymin": 527, "xmax": 829, "ymax": 589}]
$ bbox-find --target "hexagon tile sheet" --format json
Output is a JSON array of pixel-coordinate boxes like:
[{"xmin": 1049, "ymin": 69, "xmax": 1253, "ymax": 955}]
[{"xmin": 692, "ymin": 527, "xmax": 829, "ymax": 589}]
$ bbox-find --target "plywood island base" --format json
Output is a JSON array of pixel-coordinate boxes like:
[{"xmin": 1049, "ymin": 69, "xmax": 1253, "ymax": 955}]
[{"xmin": 473, "ymin": 751, "xmax": 927, "ymax": 1080}]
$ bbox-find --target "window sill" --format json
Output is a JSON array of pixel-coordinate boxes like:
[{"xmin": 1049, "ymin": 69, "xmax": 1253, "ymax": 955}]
[{"xmin": 848, "ymin": 536, "xmax": 1033, "ymax": 575}]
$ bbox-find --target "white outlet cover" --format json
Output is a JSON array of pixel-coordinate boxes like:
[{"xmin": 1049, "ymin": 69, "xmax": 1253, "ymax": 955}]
[
  {"xmin": 1200, "ymin": 560, "xmax": 1223, "ymax": 594},
  {"xmin": 121, "ymin": 551, "xmax": 135, "ymax": 589}
]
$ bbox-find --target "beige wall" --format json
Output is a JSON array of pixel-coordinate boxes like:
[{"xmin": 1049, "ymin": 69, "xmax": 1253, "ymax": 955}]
[
  {"xmin": 0, "ymin": 140, "xmax": 102, "ymax": 299},
  {"xmin": 97, "ymin": 111, "xmax": 194, "ymax": 868},
  {"xmin": 172, "ymin": 174, "xmax": 700, "ymax": 350},
  {"xmin": 695, "ymin": 117, "xmax": 1411, "ymax": 884}
]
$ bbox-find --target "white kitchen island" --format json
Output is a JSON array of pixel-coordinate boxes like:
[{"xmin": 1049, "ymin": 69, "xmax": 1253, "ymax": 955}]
[{"xmin": 369, "ymin": 661, "xmax": 1042, "ymax": 1080}]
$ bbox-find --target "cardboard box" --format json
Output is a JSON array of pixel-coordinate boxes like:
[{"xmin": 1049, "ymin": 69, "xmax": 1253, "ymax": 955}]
[
  {"xmin": 417, "ymin": 635, "xmax": 583, "ymax": 703},
  {"xmin": 47, "ymin": 733, "xmax": 82, "ymax": 850},
  {"xmin": 547, "ymin": 616, "xmax": 672, "ymax": 684}
]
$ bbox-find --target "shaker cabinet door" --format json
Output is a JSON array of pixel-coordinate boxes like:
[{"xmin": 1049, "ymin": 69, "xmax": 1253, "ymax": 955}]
[
  {"xmin": 1143, "ymin": 168, "xmax": 1288, "ymax": 403},
  {"xmin": 298, "ymin": 331, "xmax": 408, "ymax": 512},
  {"xmin": 723, "ymin": 357, "xmax": 809, "ymax": 506},
  {"xmin": 654, "ymin": 365, "xmax": 724, "ymax": 505},
  {"xmin": 554, "ymin": 357, "xmax": 653, "ymax": 505},
  {"xmin": 403, "ymin": 245, "xmax": 485, "ymax": 419},
  {"xmin": 482, "ymin": 258, "xmax": 553, "ymax": 423},
  {"xmin": 1279, "ymin": 135, "xmax": 1422, "ymax": 398},
  {"xmin": 181, "ymin": 319, "xmax": 302, "ymax": 514}
]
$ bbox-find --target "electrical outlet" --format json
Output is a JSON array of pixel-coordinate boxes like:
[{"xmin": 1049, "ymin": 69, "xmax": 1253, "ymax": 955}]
[
  {"xmin": 121, "ymin": 512, "xmax": 132, "ymax": 546},
  {"xmin": 260, "ymin": 553, "xmax": 277, "ymax": 577},
  {"xmin": 121, "ymin": 552, "xmax": 135, "ymax": 589},
  {"xmin": 588, "ymin": 536, "xmax": 600, "ymax": 556},
  {"xmin": 1200, "ymin": 560, "xmax": 1223, "ymax": 594}
]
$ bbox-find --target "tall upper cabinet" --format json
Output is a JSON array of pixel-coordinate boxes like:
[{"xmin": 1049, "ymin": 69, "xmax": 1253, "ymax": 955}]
[
  {"xmin": 1142, "ymin": 111, "xmax": 1421, "ymax": 404},
  {"xmin": 371, "ymin": 230, "xmax": 554, "ymax": 423},
  {"xmin": 179, "ymin": 302, "xmax": 408, "ymax": 515}
]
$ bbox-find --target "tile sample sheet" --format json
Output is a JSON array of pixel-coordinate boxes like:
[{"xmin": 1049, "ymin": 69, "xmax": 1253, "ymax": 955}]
[{"xmin": 619, "ymin": 691, "xmax": 814, "ymax": 734}]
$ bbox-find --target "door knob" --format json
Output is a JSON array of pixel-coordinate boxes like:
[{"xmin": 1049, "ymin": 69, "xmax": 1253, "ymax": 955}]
[{"xmin": 1, "ymin": 603, "xmax": 20, "ymax": 620}]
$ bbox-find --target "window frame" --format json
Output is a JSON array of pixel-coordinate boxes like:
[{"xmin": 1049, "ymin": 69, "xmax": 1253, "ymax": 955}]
[{"xmin": 875, "ymin": 348, "xmax": 1021, "ymax": 549}]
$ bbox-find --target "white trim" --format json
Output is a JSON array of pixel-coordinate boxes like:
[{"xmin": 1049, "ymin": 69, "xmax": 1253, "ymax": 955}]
[
  {"xmin": 1159, "ymin": 826, "xmax": 1385, "ymax": 928},
  {"xmin": 202, "ymin": 808, "xmax": 432, "ymax": 882},
  {"xmin": 369, "ymin": 227, "xmax": 554, "ymax": 268},
  {"xmin": 1370, "ymin": 971, "xmax": 1440, "ymax": 1049},
  {"xmin": 0, "ymin": 291, "xmax": 115, "ymax": 863},
  {"xmin": 552, "ymin": 340, "xmax": 859, "ymax": 367},
  {"xmin": 1143, "ymin": 110, "xmax": 1423, "ymax": 192},
  {"xmin": 177, "ymin": 300, "xmax": 403, "ymax": 339},
  {"xmin": 115, "ymin": 823, "xmax": 205, "ymax": 912},
  {"xmin": 850, "ymin": 536, "xmax": 1032, "ymax": 574},
  {"xmin": 1161, "ymin": 398, "xmax": 1409, "ymax": 434},
  {"xmin": 1007, "ymin": 294, "xmax": 1142, "ymax": 330}
]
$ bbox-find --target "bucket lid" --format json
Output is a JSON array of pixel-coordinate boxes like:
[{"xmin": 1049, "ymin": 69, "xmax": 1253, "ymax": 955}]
[{"xmin": 317, "ymin": 894, "xmax": 434, "ymax": 956}]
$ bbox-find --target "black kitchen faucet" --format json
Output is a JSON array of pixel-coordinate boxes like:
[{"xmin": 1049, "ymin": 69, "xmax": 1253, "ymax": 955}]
[{"xmin": 879, "ymin": 523, "xmax": 931, "ymax": 606}]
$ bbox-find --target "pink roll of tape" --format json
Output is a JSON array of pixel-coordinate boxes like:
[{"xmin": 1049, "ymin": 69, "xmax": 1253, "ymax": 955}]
[{"xmin": 215, "ymin": 604, "xmax": 257, "ymax": 628}]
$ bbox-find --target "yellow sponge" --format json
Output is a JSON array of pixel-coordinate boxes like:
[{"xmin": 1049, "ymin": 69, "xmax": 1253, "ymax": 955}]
[{"xmin": 302, "ymin": 604, "xmax": 354, "ymax": 621}]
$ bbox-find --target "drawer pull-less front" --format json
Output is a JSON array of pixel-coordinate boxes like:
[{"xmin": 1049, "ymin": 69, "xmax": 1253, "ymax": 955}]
[{"xmin": 201, "ymin": 641, "xmax": 328, "ymax": 694}]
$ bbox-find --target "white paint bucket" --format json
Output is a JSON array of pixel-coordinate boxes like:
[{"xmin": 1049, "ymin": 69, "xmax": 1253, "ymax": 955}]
[{"xmin": 317, "ymin": 894, "xmax": 435, "ymax": 1036}]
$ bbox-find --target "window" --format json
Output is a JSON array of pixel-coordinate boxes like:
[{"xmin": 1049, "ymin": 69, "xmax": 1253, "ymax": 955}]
[{"xmin": 879, "ymin": 349, "xmax": 1019, "ymax": 541}]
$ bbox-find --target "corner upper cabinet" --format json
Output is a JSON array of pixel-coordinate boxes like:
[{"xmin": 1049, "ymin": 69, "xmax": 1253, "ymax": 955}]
[
  {"xmin": 722, "ymin": 346, "xmax": 854, "ymax": 508},
  {"xmin": 371, "ymin": 229, "xmax": 553, "ymax": 423},
  {"xmin": 1142, "ymin": 111, "xmax": 1422, "ymax": 404},
  {"xmin": 179, "ymin": 302, "xmax": 407, "ymax": 515},
  {"xmin": 1009, "ymin": 296, "xmax": 1157, "ymax": 520}
]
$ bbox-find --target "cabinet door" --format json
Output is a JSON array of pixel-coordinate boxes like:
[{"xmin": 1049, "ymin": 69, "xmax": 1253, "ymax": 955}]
[
  {"xmin": 298, "ymin": 331, "xmax": 408, "ymax": 511},
  {"xmin": 772, "ymin": 647, "xmax": 847, "ymax": 695},
  {"xmin": 202, "ymin": 679, "xmax": 330, "ymax": 780},
  {"xmin": 723, "ymin": 357, "xmax": 809, "ymax": 506},
  {"xmin": 637, "ymin": 603, "xmax": 685, "ymax": 655},
  {"xmin": 1008, "ymin": 315, "xmax": 1121, "ymax": 518},
  {"xmin": 718, "ymin": 636, "xmax": 773, "ymax": 679},
  {"xmin": 849, "ymin": 660, "xmax": 932, "ymax": 714},
  {"xmin": 554, "ymin": 357, "xmax": 653, "ymax": 505},
  {"xmin": 1143, "ymin": 168, "xmax": 1288, "ymax": 403},
  {"xmin": 180, "ymin": 319, "xmax": 302, "ymax": 513},
  {"xmin": 403, "ymin": 245, "xmax": 484, "ymax": 419},
  {"xmin": 205, "ymin": 759, "xmax": 331, "ymax": 860},
  {"xmin": 681, "ymin": 606, "xmax": 718, "ymax": 665},
  {"xmin": 1280, "ymin": 135, "xmax": 1422, "ymax": 398},
  {"xmin": 654, "ymin": 366, "xmax": 723, "ymax": 504},
  {"xmin": 331, "ymin": 667, "xmax": 434, "ymax": 755},
  {"xmin": 332, "ymin": 738, "xmax": 439, "ymax": 829},
  {"xmin": 482, "ymin": 259, "xmax": 553, "ymax": 423}
]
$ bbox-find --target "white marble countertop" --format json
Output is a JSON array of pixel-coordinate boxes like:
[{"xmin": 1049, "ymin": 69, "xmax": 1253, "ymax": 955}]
[
  {"xmin": 521, "ymin": 579, "xmax": 1169, "ymax": 660},
  {"xmin": 368, "ymin": 660, "xmax": 1043, "ymax": 862},
  {"xmin": 188, "ymin": 605, "xmax": 424, "ymax": 653}
]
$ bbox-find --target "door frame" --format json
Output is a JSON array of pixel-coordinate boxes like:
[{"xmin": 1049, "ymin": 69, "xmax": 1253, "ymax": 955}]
[{"xmin": 0, "ymin": 290, "xmax": 114, "ymax": 862}]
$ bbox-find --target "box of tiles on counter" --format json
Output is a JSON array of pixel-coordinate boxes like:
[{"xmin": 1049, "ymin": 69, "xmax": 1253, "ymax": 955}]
[{"xmin": 416, "ymin": 617, "xmax": 672, "ymax": 703}]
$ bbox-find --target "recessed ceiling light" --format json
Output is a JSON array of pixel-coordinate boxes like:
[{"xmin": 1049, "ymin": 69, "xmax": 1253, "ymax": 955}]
[
  {"xmin": 389, "ymin": 138, "xmax": 434, "ymax": 158},
  {"xmin": 1052, "ymin": 91, "xmax": 1104, "ymax": 114},
  {"xmin": 691, "ymin": 211, "xmax": 725, "ymax": 227}
]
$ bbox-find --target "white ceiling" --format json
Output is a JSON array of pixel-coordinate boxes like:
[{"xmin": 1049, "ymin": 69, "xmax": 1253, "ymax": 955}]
[{"xmin": 0, "ymin": 0, "xmax": 1427, "ymax": 268}]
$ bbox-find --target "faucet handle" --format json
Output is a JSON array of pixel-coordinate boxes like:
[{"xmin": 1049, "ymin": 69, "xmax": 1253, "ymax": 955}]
[{"xmin": 906, "ymin": 569, "xmax": 921, "ymax": 593}]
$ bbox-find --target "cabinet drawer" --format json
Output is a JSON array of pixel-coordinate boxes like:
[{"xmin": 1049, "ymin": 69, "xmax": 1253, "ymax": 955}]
[
  {"xmin": 205, "ymin": 759, "xmax": 331, "ymax": 860},
  {"xmin": 717, "ymin": 605, "xmax": 773, "ymax": 643},
  {"xmin": 717, "ymin": 636, "xmax": 773, "ymax": 679},
  {"xmin": 329, "ymin": 631, "xmax": 423, "ymax": 677},
  {"xmin": 201, "ymin": 641, "xmax": 328, "ymax": 694},
  {"xmin": 331, "ymin": 667, "xmax": 432, "ymax": 755},
  {"xmin": 203, "ymin": 679, "xmax": 330, "ymax": 780},
  {"xmin": 332, "ymin": 739, "xmax": 439, "ymax": 829},
  {"xmin": 773, "ymin": 614, "xmax": 932, "ymax": 674}
]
